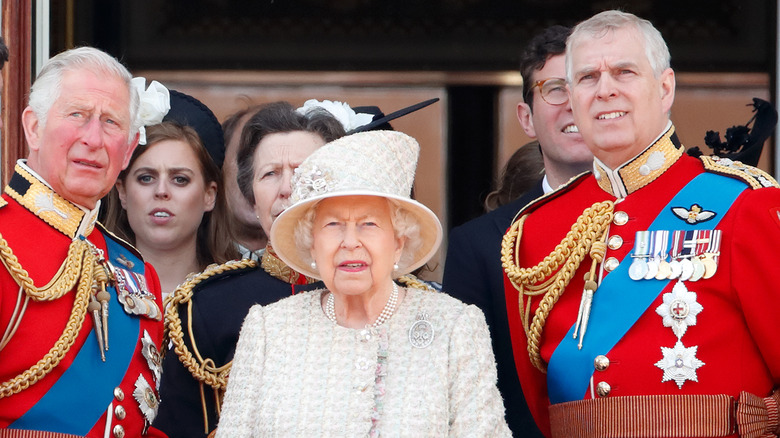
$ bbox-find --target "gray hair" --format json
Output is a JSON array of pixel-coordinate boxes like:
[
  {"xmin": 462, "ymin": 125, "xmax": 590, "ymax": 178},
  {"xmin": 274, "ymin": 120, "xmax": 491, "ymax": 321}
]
[
  {"xmin": 294, "ymin": 197, "xmax": 422, "ymax": 276},
  {"xmin": 28, "ymin": 47, "xmax": 140, "ymax": 141},
  {"xmin": 565, "ymin": 10, "xmax": 671, "ymax": 83}
]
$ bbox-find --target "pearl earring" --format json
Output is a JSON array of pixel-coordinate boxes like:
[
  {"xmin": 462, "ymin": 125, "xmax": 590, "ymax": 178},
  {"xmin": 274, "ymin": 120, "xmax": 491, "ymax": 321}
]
[
  {"xmin": 393, "ymin": 262, "xmax": 399, "ymax": 270},
  {"xmin": 311, "ymin": 261, "xmax": 317, "ymax": 270}
]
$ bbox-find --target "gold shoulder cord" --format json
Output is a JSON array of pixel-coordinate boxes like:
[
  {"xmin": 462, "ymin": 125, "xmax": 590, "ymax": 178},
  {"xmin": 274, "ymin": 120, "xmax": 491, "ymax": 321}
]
[
  {"xmin": 0, "ymin": 234, "xmax": 106, "ymax": 398},
  {"xmin": 164, "ymin": 259, "xmax": 257, "ymax": 434},
  {"xmin": 501, "ymin": 200, "xmax": 614, "ymax": 373},
  {"xmin": 397, "ymin": 273, "xmax": 437, "ymax": 292}
]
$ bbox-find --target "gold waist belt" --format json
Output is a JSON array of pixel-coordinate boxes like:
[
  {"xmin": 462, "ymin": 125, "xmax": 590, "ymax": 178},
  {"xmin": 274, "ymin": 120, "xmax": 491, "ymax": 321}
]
[{"xmin": 549, "ymin": 391, "xmax": 779, "ymax": 438}]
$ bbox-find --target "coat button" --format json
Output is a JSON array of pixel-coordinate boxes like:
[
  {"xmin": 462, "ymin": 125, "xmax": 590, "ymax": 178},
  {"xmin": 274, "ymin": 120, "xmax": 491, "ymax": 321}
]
[
  {"xmin": 358, "ymin": 329, "xmax": 372, "ymax": 342},
  {"xmin": 607, "ymin": 235, "xmax": 623, "ymax": 250},
  {"xmin": 613, "ymin": 211, "xmax": 629, "ymax": 226},
  {"xmin": 113, "ymin": 387, "xmax": 124, "ymax": 401},
  {"xmin": 596, "ymin": 381, "xmax": 611, "ymax": 397},
  {"xmin": 355, "ymin": 357, "xmax": 371, "ymax": 371},
  {"xmin": 114, "ymin": 404, "xmax": 126, "ymax": 420},
  {"xmin": 113, "ymin": 425, "xmax": 125, "ymax": 438},
  {"xmin": 604, "ymin": 257, "xmax": 619, "ymax": 272},
  {"xmin": 594, "ymin": 355, "xmax": 610, "ymax": 371}
]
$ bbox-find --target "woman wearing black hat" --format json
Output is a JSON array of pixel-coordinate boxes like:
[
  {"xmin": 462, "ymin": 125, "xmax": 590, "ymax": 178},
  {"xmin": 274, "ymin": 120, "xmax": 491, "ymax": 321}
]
[
  {"xmin": 102, "ymin": 87, "xmax": 238, "ymax": 300},
  {"xmin": 103, "ymin": 121, "xmax": 238, "ymax": 298}
]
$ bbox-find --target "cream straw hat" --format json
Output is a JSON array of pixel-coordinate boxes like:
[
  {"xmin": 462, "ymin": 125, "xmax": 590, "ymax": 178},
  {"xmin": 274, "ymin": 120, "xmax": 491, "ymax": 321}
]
[{"xmin": 269, "ymin": 130, "xmax": 442, "ymax": 280}]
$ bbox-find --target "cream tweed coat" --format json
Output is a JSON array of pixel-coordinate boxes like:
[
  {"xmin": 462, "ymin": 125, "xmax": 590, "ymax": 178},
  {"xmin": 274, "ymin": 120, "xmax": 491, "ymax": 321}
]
[{"xmin": 216, "ymin": 287, "xmax": 511, "ymax": 437}]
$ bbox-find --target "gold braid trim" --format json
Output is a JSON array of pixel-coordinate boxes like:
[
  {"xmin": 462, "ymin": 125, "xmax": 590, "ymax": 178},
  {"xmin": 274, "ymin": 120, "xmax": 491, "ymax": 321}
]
[
  {"xmin": 0, "ymin": 242, "xmax": 97, "ymax": 398},
  {"xmin": 397, "ymin": 273, "xmax": 437, "ymax": 292},
  {"xmin": 165, "ymin": 259, "xmax": 258, "ymax": 432},
  {"xmin": 700, "ymin": 155, "xmax": 780, "ymax": 189},
  {"xmin": 0, "ymin": 235, "xmax": 90, "ymax": 302},
  {"xmin": 165, "ymin": 260, "xmax": 258, "ymax": 390},
  {"xmin": 501, "ymin": 200, "xmax": 614, "ymax": 373}
]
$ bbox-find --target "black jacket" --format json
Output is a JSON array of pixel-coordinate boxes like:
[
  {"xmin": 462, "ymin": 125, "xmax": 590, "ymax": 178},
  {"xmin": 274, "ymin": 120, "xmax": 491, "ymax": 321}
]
[{"xmin": 443, "ymin": 181, "xmax": 545, "ymax": 437}]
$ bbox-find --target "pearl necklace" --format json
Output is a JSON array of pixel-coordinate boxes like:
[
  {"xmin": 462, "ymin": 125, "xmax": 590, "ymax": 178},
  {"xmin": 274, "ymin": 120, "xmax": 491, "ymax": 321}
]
[{"xmin": 325, "ymin": 282, "xmax": 399, "ymax": 328}]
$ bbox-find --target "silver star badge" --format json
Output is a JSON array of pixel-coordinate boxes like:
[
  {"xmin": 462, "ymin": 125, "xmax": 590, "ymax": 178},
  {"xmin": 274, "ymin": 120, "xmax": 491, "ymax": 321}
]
[
  {"xmin": 655, "ymin": 281, "xmax": 703, "ymax": 338},
  {"xmin": 141, "ymin": 330, "xmax": 162, "ymax": 389},
  {"xmin": 655, "ymin": 340, "xmax": 705, "ymax": 389},
  {"xmin": 133, "ymin": 374, "xmax": 159, "ymax": 425}
]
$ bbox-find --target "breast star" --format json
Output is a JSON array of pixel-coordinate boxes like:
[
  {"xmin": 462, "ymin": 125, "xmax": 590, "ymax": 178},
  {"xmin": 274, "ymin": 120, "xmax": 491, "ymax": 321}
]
[
  {"xmin": 655, "ymin": 281, "xmax": 704, "ymax": 338},
  {"xmin": 655, "ymin": 340, "xmax": 705, "ymax": 389}
]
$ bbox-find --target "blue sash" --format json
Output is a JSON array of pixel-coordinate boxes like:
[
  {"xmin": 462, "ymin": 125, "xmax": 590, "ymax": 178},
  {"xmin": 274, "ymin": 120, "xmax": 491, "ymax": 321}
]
[
  {"xmin": 547, "ymin": 173, "xmax": 746, "ymax": 404},
  {"xmin": 10, "ymin": 234, "xmax": 143, "ymax": 435}
]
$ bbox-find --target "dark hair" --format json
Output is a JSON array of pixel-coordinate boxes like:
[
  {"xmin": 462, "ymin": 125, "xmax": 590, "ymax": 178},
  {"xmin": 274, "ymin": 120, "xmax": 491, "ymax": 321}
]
[
  {"xmin": 221, "ymin": 105, "xmax": 262, "ymax": 158},
  {"xmin": 103, "ymin": 121, "xmax": 239, "ymax": 269},
  {"xmin": 236, "ymin": 101, "xmax": 346, "ymax": 205},
  {"xmin": 484, "ymin": 141, "xmax": 545, "ymax": 212},
  {"xmin": 0, "ymin": 37, "xmax": 9, "ymax": 69},
  {"xmin": 520, "ymin": 25, "xmax": 571, "ymax": 107}
]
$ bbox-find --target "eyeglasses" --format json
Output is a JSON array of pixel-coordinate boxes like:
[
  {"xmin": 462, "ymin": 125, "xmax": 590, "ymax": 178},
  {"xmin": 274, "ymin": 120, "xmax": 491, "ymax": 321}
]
[{"xmin": 527, "ymin": 77, "xmax": 569, "ymax": 106}]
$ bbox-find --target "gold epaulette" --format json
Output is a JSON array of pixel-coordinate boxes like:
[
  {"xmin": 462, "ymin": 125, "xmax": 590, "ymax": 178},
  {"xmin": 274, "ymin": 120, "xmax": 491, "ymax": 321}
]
[
  {"xmin": 700, "ymin": 155, "xmax": 780, "ymax": 189},
  {"xmin": 397, "ymin": 273, "xmax": 438, "ymax": 292}
]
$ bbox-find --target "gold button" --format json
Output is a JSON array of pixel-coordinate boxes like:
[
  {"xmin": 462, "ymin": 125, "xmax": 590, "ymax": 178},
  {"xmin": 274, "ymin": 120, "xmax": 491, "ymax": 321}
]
[
  {"xmin": 604, "ymin": 257, "xmax": 619, "ymax": 272},
  {"xmin": 594, "ymin": 355, "xmax": 610, "ymax": 371},
  {"xmin": 596, "ymin": 381, "xmax": 611, "ymax": 397},
  {"xmin": 114, "ymin": 404, "xmax": 126, "ymax": 420},
  {"xmin": 113, "ymin": 387, "xmax": 124, "ymax": 401},
  {"xmin": 613, "ymin": 211, "xmax": 629, "ymax": 226},
  {"xmin": 113, "ymin": 425, "xmax": 125, "ymax": 438},
  {"xmin": 607, "ymin": 235, "xmax": 623, "ymax": 250}
]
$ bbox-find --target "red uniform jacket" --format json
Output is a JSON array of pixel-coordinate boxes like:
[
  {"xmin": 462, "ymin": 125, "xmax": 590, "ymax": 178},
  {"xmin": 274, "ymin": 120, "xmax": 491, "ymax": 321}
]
[
  {"xmin": 0, "ymin": 164, "xmax": 167, "ymax": 437},
  {"xmin": 504, "ymin": 128, "xmax": 780, "ymax": 437}
]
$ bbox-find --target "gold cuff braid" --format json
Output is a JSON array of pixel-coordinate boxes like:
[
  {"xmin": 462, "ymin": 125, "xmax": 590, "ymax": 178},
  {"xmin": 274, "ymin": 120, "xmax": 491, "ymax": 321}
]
[{"xmin": 501, "ymin": 200, "xmax": 614, "ymax": 372}]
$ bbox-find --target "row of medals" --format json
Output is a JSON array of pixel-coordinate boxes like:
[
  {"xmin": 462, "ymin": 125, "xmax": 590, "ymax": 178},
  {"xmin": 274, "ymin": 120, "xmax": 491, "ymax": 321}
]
[{"xmin": 628, "ymin": 230, "xmax": 721, "ymax": 282}]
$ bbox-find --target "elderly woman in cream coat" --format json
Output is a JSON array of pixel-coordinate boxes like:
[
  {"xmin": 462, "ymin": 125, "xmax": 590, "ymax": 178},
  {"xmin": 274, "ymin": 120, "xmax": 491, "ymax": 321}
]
[{"xmin": 216, "ymin": 130, "xmax": 511, "ymax": 437}]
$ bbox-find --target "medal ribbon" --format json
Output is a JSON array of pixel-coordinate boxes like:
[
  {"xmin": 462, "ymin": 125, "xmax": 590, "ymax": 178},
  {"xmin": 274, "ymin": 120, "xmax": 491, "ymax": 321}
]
[
  {"xmin": 682, "ymin": 230, "xmax": 697, "ymax": 259},
  {"xmin": 547, "ymin": 172, "xmax": 746, "ymax": 404},
  {"xmin": 634, "ymin": 231, "xmax": 651, "ymax": 258},
  {"xmin": 696, "ymin": 230, "xmax": 711, "ymax": 256},
  {"xmin": 707, "ymin": 230, "xmax": 722, "ymax": 259},
  {"xmin": 670, "ymin": 231, "xmax": 685, "ymax": 260},
  {"xmin": 10, "ymin": 236, "xmax": 143, "ymax": 434},
  {"xmin": 653, "ymin": 230, "xmax": 667, "ymax": 261}
]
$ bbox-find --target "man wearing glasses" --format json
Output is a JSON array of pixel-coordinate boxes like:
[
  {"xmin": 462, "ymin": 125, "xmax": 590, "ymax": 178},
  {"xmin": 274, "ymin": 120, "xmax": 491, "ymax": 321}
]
[{"xmin": 443, "ymin": 25, "xmax": 592, "ymax": 437}]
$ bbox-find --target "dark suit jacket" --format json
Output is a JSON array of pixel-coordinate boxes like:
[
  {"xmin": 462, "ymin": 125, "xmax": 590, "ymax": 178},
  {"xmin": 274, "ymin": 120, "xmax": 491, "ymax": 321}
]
[{"xmin": 443, "ymin": 181, "xmax": 545, "ymax": 437}]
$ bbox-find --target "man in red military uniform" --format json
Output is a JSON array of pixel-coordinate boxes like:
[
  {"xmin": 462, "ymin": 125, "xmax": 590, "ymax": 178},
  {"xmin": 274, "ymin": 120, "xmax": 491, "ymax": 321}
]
[
  {"xmin": 502, "ymin": 10, "xmax": 780, "ymax": 438},
  {"xmin": 0, "ymin": 47, "xmax": 167, "ymax": 437}
]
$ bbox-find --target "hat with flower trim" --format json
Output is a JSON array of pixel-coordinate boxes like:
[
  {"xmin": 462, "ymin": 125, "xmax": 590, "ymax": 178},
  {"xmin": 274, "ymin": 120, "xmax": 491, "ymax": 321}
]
[
  {"xmin": 296, "ymin": 98, "xmax": 439, "ymax": 134},
  {"xmin": 269, "ymin": 130, "xmax": 442, "ymax": 279}
]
